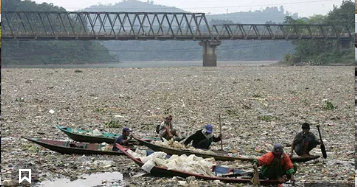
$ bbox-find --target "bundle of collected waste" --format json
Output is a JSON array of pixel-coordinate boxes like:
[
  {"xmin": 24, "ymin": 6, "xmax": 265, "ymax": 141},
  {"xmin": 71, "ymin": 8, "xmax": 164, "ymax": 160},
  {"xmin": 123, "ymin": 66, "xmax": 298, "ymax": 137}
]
[
  {"xmin": 73, "ymin": 128, "xmax": 104, "ymax": 137},
  {"xmin": 100, "ymin": 142, "xmax": 112, "ymax": 151},
  {"xmin": 128, "ymin": 149, "xmax": 216, "ymax": 177}
]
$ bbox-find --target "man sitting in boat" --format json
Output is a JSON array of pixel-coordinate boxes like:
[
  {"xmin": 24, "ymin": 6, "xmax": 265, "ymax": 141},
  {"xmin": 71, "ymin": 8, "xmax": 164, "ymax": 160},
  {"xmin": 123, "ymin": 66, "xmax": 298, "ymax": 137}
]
[
  {"xmin": 112, "ymin": 127, "xmax": 132, "ymax": 151},
  {"xmin": 158, "ymin": 115, "xmax": 178, "ymax": 140},
  {"xmin": 253, "ymin": 143, "xmax": 296, "ymax": 185},
  {"xmin": 183, "ymin": 124, "xmax": 221, "ymax": 149},
  {"xmin": 290, "ymin": 123, "xmax": 321, "ymax": 158}
]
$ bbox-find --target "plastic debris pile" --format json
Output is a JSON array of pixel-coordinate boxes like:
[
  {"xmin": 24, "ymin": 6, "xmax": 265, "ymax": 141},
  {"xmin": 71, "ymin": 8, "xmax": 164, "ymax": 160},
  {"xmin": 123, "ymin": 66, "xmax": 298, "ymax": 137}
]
[
  {"xmin": 128, "ymin": 149, "xmax": 216, "ymax": 177},
  {"xmin": 72, "ymin": 129, "xmax": 104, "ymax": 137},
  {"xmin": 100, "ymin": 142, "xmax": 113, "ymax": 151}
]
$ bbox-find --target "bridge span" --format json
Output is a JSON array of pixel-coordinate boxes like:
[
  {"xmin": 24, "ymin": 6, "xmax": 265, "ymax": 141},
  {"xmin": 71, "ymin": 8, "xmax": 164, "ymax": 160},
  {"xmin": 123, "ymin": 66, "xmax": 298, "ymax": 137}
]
[{"xmin": 2, "ymin": 11, "xmax": 354, "ymax": 66}]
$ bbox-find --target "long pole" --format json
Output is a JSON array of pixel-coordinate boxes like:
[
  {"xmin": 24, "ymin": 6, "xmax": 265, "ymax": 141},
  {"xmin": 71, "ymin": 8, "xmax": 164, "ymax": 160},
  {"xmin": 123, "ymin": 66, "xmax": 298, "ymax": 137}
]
[
  {"xmin": 316, "ymin": 125, "xmax": 327, "ymax": 158},
  {"xmin": 219, "ymin": 114, "xmax": 223, "ymax": 150}
]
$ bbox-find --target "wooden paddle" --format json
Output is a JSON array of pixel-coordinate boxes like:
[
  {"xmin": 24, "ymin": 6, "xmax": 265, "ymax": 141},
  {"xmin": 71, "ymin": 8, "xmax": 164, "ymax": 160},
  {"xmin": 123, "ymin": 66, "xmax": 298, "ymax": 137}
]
[
  {"xmin": 316, "ymin": 125, "xmax": 327, "ymax": 159},
  {"xmin": 219, "ymin": 114, "xmax": 223, "ymax": 151},
  {"xmin": 250, "ymin": 166, "xmax": 260, "ymax": 186}
]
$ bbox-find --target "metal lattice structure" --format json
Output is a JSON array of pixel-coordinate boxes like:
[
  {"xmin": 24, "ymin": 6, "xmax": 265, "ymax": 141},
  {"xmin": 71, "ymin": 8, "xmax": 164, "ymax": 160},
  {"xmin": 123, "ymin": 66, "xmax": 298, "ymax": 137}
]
[
  {"xmin": 212, "ymin": 24, "xmax": 352, "ymax": 40},
  {"xmin": 2, "ymin": 11, "xmax": 353, "ymax": 41}
]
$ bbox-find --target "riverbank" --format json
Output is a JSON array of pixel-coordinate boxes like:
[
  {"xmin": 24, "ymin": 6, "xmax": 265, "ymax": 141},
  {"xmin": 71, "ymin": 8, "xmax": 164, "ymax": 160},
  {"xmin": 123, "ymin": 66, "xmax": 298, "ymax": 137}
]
[
  {"xmin": 1, "ymin": 66, "xmax": 354, "ymax": 186},
  {"xmin": 1, "ymin": 61, "xmax": 278, "ymax": 69}
]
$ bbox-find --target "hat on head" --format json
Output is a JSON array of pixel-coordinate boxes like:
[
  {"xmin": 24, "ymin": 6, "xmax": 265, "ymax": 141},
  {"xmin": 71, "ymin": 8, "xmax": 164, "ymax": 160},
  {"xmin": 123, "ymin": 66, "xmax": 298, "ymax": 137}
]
[
  {"xmin": 302, "ymin": 123, "xmax": 310, "ymax": 129},
  {"xmin": 123, "ymin": 127, "xmax": 132, "ymax": 132},
  {"xmin": 273, "ymin": 143, "xmax": 284, "ymax": 153},
  {"xmin": 205, "ymin": 124, "xmax": 213, "ymax": 134}
]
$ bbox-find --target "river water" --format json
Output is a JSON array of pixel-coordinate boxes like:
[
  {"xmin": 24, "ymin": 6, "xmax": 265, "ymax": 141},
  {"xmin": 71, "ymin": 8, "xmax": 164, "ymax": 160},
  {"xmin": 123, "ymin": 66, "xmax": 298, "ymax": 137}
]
[
  {"xmin": 2, "ymin": 61, "xmax": 277, "ymax": 68},
  {"xmin": 38, "ymin": 172, "xmax": 124, "ymax": 187}
]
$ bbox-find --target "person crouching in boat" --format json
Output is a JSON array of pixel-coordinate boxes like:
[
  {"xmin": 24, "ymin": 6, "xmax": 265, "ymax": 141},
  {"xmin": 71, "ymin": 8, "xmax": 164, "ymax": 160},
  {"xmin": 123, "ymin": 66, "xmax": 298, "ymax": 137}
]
[
  {"xmin": 252, "ymin": 143, "xmax": 296, "ymax": 185},
  {"xmin": 183, "ymin": 124, "xmax": 222, "ymax": 149},
  {"xmin": 112, "ymin": 127, "xmax": 132, "ymax": 151},
  {"xmin": 158, "ymin": 115, "xmax": 178, "ymax": 140},
  {"xmin": 290, "ymin": 123, "xmax": 320, "ymax": 158}
]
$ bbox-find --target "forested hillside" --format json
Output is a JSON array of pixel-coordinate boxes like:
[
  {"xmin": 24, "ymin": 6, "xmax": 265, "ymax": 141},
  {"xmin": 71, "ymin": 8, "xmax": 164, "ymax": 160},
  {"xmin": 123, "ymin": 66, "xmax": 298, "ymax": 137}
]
[
  {"xmin": 2, "ymin": 0, "xmax": 115, "ymax": 65},
  {"xmin": 280, "ymin": 0, "xmax": 355, "ymax": 65}
]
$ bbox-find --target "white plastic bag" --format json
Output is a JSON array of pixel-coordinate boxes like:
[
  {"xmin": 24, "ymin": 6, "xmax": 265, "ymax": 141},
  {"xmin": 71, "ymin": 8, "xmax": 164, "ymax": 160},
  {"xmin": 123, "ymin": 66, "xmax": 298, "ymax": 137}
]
[
  {"xmin": 152, "ymin": 157, "xmax": 166, "ymax": 167},
  {"xmin": 92, "ymin": 129, "xmax": 103, "ymax": 136},
  {"xmin": 128, "ymin": 150, "xmax": 145, "ymax": 159},
  {"xmin": 141, "ymin": 159, "xmax": 156, "ymax": 173},
  {"xmin": 141, "ymin": 152, "xmax": 167, "ymax": 163}
]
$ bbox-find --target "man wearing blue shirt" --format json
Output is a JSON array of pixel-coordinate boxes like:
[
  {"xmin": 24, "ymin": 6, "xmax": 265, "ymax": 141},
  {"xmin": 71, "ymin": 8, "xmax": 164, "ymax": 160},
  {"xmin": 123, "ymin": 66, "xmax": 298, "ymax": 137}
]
[{"xmin": 112, "ymin": 127, "xmax": 132, "ymax": 151}]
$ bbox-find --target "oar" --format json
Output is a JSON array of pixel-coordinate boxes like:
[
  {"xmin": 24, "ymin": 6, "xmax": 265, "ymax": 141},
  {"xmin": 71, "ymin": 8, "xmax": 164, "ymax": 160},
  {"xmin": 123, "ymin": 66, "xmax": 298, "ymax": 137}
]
[
  {"xmin": 219, "ymin": 114, "xmax": 223, "ymax": 151},
  {"xmin": 316, "ymin": 125, "xmax": 327, "ymax": 159},
  {"xmin": 250, "ymin": 166, "xmax": 260, "ymax": 186}
]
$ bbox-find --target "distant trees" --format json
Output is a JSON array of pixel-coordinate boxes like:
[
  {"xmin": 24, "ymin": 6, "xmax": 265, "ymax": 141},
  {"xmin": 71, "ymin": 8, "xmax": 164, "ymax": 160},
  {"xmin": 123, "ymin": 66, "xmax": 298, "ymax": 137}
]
[
  {"xmin": 2, "ymin": 0, "xmax": 115, "ymax": 65},
  {"xmin": 280, "ymin": 0, "xmax": 354, "ymax": 65},
  {"xmin": 210, "ymin": 19, "xmax": 235, "ymax": 25}
]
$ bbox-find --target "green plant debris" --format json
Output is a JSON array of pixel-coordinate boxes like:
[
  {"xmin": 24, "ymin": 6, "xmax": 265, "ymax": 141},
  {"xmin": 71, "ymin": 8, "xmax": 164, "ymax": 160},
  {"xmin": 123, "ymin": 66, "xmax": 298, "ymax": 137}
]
[
  {"xmin": 226, "ymin": 109, "xmax": 238, "ymax": 116},
  {"xmin": 105, "ymin": 121, "xmax": 122, "ymax": 128},
  {"xmin": 258, "ymin": 115, "xmax": 277, "ymax": 122},
  {"xmin": 252, "ymin": 94, "xmax": 262, "ymax": 98},
  {"xmin": 322, "ymin": 101, "xmax": 336, "ymax": 110}
]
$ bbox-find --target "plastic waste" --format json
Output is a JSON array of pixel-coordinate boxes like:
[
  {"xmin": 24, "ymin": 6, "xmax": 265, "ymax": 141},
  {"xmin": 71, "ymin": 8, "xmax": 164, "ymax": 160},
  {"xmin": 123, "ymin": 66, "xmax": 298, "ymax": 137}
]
[{"xmin": 92, "ymin": 129, "xmax": 103, "ymax": 137}]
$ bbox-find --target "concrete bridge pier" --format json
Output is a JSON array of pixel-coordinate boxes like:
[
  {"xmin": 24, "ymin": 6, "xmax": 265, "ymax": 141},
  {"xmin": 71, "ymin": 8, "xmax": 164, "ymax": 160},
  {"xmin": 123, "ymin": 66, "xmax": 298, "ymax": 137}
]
[{"xmin": 199, "ymin": 40, "xmax": 222, "ymax": 67}]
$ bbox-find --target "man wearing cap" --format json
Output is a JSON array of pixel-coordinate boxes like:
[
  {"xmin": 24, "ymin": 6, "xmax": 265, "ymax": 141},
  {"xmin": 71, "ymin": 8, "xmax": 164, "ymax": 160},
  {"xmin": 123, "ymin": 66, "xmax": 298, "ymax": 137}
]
[
  {"xmin": 290, "ymin": 123, "xmax": 321, "ymax": 158},
  {"xmin": 183, "ymin": 124, "xmax": 222, "ymax": 149},
  {"xmin": 253, "ymin": 143, "xmax": 296, "ymax": 184},
  {"xmin": 112, "ymin": 127, "xmax": 132, "ymax": 151}
]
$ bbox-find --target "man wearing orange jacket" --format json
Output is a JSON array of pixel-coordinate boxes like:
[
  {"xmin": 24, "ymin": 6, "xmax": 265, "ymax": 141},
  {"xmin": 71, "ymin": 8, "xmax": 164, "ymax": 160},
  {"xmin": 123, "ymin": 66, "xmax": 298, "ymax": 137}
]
[{"xmin": 252, "ymin": 143, "xmax": 296, "ymax": 184}]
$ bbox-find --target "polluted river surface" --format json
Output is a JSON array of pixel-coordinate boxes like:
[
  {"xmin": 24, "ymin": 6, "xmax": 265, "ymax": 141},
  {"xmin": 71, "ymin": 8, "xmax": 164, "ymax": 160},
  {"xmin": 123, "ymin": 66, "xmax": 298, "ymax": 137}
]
[{"xmin": 1, "ymin": 67, "xmax": 354, "ymax": 186}]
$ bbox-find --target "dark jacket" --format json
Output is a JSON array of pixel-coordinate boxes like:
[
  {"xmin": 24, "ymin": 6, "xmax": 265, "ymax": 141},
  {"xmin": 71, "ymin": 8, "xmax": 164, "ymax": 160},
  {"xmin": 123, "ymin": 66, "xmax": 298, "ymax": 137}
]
[
  {"xmin": 112, "ymin": 135, "xmax": 129, "ymax": 151},
  {"xmin": 184, "ymin": 129, "xmax": 221, "ymax": 146}
]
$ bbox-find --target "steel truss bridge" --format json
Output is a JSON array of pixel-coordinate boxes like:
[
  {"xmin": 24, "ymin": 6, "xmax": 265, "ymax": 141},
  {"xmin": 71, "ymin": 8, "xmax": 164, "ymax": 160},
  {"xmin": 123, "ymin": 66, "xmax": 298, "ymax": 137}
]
[{"xmin": 2, "ymin": 11, "xmax": 354, "ymax": 66}]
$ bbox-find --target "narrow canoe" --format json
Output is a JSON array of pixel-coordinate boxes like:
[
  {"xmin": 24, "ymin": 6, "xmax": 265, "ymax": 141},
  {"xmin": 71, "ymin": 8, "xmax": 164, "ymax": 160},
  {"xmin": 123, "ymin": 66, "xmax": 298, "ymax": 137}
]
[
  {"xmin": 56, "ymin": 125, "xmax": 161, "ymax": 144},
  {"xmin": 22, "ymin": 136, "xmax": 129, "ymax": 155},
  {"xmin": 116, "ymin": 143, "xmax": 282, "ymax": 185},
  {"xmin": 132, "ymin": 135, "xmax": 320, "ymax": 162}
]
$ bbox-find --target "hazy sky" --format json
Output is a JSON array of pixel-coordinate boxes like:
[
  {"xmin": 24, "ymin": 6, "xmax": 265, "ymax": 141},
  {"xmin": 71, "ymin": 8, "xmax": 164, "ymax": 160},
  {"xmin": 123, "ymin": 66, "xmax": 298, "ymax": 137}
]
[{"xmin": 32, "ymin": 0, "xmax": 344, "ymax": 17}]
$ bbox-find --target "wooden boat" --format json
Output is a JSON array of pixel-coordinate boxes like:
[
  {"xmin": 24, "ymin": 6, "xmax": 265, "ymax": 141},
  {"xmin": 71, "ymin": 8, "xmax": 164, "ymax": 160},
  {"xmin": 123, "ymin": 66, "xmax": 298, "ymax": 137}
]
[
  {"xmin": 22, "ymin": 136, "xmax": 129, "ymax": 155},
  {"xmin": 116, "ymin": 143, "xmax": 282, "ymax": 185},
  {"xmin": 56, "ymin": 125, "xmax": 162, "ymax": 144},
  {"xmin": 133, "ymin": 135, "xmax": 320, "ymax": 162}
]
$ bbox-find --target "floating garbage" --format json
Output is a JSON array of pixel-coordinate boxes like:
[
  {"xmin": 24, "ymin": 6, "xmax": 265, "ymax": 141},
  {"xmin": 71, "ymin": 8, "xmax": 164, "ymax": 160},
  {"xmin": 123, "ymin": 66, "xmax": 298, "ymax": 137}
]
[{"xmin": 1, "ymin": 67, "xmax": 354, "ymax": 186}]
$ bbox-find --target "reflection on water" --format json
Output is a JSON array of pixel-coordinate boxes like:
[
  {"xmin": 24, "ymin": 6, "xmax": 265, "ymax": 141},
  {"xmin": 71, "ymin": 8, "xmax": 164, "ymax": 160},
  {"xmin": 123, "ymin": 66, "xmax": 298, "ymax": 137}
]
[
  {"xmin": 2, "ymin": 61, "xmax": 277, "ymax": 69},
  {"xmin": 37, "ymin": 172, "xmax": 124, "ymax": 187}
]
